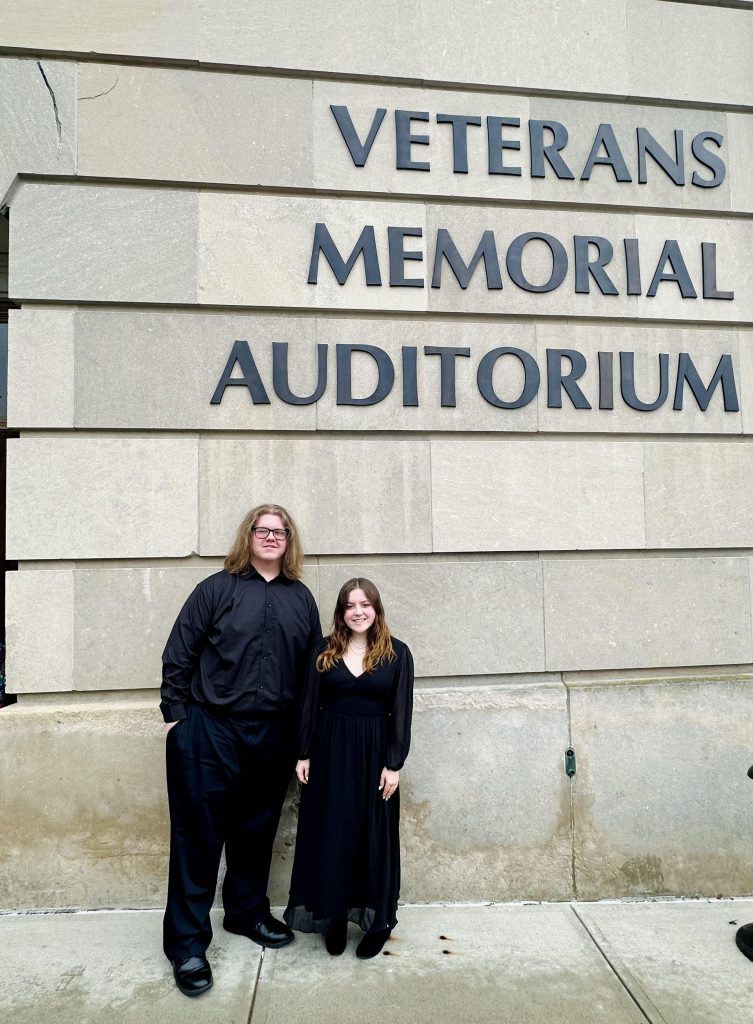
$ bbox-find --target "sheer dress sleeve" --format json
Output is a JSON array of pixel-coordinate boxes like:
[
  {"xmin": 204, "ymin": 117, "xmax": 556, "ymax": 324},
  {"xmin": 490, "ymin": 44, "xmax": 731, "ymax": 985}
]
[
  {"xmin": 385, "ymin": 642, "xmax": 414, "ymax": 771},
  {"xmin": 297, "ymin": 640, "xmax": 325, "ymax": 759}
]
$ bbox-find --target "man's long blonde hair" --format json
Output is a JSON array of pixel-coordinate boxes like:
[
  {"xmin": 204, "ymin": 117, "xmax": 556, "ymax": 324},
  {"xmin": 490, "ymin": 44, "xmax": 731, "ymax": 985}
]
[{"xmin": 224, "ymin": 503, "xmax": 304, "ymax": 579}]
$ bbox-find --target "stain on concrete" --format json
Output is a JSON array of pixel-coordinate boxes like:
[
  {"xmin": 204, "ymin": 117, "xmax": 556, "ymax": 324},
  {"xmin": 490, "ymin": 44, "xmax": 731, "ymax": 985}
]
[{"xmin": 619, "ymin": 855, "xmax": 665, "ymax": 892}]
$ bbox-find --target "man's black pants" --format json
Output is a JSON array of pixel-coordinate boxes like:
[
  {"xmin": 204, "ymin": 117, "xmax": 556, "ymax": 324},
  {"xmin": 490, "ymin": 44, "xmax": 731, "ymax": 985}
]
[{"xmin": 163, "ymin": 703, "xmax": 295, "ymax": 960}]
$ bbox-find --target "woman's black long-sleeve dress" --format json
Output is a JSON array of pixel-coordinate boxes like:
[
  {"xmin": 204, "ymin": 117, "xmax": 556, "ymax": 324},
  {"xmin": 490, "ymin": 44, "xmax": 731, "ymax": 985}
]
[{"xmin": 284, "ymin": 636, "xmax": 414, "ymax": 935}]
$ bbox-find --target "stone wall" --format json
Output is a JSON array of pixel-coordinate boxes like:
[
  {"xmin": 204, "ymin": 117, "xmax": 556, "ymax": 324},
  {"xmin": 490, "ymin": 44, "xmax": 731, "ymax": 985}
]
[{"xmin": 1, "ymin": 0, "xmax": 752, "ymax": 909}]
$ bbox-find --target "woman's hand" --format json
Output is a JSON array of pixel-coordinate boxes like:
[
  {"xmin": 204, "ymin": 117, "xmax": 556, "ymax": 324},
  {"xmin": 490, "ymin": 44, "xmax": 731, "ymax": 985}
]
[
  {"xmin": 296, "ymin": 759, "xmax": 310, "ymax": 784},
  {"xmin": 379, "ymin": 768, "xmax": 399, "ymax": 800},
  {"xmin": 164, "ymin": 721, "xmax": 179, "ymax": 734}
]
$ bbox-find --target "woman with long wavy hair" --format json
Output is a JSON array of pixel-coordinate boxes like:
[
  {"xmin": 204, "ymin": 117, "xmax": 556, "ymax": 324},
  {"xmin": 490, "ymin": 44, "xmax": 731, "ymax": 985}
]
[{"xmin": 284, "ymin": 577, "xmax": 414, "ymax": 959}]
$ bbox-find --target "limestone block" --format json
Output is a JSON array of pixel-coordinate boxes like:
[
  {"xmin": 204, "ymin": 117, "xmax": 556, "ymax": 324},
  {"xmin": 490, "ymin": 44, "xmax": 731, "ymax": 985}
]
[
  {"xmin": 728, "ymin": 113, "xmax": 753, "ymax": 214},
  {"xmin": 543, "ymin": 555, "xmax": 752, "ymax": 671},
  {"xmin": 198, "ymin": 438, "xmax": 432, "ymax": 556},
  {"xmin": 535, "ymin": 323, "xmax": 745, "ymax": 435},
  {"xmin": 569, "ymin": 676, "xmax": 753, "ymax": 898},
  {"xmin": 199, "ymin": 0, "xmax": 434, "ymax": 82},
  {"xmin": 0, "ymin": 701, "xmax": 169, "ymax": 910},
  {"xmin": 51, "ymin": 309, "xmax": 750, "ymax": 435},
  {"xmin": 643, "ymin": 441, "xmax": 753, "ymax": 548},
  {"xmin": 399, "ymin": 683, "xmax": 572, "ymax": 901},
  {"xmin": 413, "ymin": 0, "xmax": 630, "ymax": 96},
  {"xmin": 199, "ymin": 0, "xmax": 631, "ymax": 97},
  {"xmin": 430, "ymin": 438, "xmax": 645, "ymax": 552},
  {"xmin": 13, "ymin": 183, "xmax": 752, "ymax": 320},
  {"xmin": 5, "ymin": 570, "xmax": 74, "ymax": 694},
  {"xmin": 317, "ymin": 559, "xmax": 546, "ymax": 676},
  {"xmin": 0, "ymin": 58, "xmax": 75, "ymax": 203},
  {"xmin": 626, "ymin": 0, "xmax": 753, "ymax": 108},
  {"xmin": 741, "ymin": 331, "xmax": 753, "ymax": 436},
  {"xmin": 72, "ymin": 562, "xmax": 318, "ymax": 692},
  {"xmin": 34, "ymin": 61, "xmax": 744, "ymax": 218},
  {"xmin": 198, "ymin": 192, "xmax": 429, "ymax": 312},
  {"xmin": 7, "ymin": 307, "xmax": 75, "ymax": 428},
  {"xmin": 77, "ymin": 64, "xmax": 313, "ymax": 187},
  {"xmin": 74, "ymin": 566, "xmax": 218, "ymax": 692},
  {"xmin": 72, "ymin": 309, "xmax": 538, "ymax": 433},
  {"xmin": 9, "ymin": 183, "xmax": 199, "ymax": 304},
  {"xmin": 73, "ymin": 309, "xmax": 318, "ymax": 430},
  {"xmin": 526, "ymin": 96, "xmax": 731, "ymax": 214},
  {"xmin": 6, "ymin": 437, "xmax": 199, "ymax": 559},
  {"xmin": 0, "ymin": 0, "xmax": 198, "ymax": 60}
]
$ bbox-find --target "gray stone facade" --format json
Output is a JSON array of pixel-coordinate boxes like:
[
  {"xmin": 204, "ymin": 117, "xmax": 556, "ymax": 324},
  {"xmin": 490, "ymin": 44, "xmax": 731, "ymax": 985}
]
[{"xmin": 1, "ymin": 0, "xmax": 752, "ymax": 910}]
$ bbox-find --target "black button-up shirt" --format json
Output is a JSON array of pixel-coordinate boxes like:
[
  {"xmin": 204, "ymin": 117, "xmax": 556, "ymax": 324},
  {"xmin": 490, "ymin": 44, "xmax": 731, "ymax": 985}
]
[{"xmin": 160, "ymin": 568, "xmax": 322, "ymax": 722}]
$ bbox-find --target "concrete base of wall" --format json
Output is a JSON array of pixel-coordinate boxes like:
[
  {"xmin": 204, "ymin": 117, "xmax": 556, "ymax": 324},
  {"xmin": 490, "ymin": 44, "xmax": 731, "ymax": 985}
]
[{"xmin": 3, "ymin": 676, "xmax": 752, "ymax": 911}]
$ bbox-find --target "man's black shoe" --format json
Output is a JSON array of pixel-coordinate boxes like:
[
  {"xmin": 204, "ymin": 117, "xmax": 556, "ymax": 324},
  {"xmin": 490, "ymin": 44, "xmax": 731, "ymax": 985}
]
[
  {"xmin": 172, "ymin": 954, "xmax": 213, "ymax": 997},
  {"xmin": 223, "ymin": 913, "xmax": 294, "ymax": 948},
  {"xmin": 736, "ymin": 923, "xmax": 753, "ymax": 962}
]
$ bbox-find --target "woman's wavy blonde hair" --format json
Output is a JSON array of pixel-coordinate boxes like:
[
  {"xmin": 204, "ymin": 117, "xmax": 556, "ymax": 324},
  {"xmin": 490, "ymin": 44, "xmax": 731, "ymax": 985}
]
[
  {"xmin": 223, "ymin": 503, "xmax": 304, "ymax": 579},
  {"xmin": 317, "ymin": 577, "xmax": 395, "ymax": 673}
]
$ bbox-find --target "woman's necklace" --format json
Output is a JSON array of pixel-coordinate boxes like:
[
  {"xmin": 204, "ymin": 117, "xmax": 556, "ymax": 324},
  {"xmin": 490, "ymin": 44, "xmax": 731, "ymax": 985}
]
[{"xmin": 348, "ymin": 638, "xmax": 368, "ymax": 652}]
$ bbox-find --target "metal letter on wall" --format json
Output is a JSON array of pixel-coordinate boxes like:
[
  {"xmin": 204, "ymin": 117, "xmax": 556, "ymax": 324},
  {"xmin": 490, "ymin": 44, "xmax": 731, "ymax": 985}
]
[
  {"xmin": 336, "ymin": 344, "xmax": 395, "ymax": 405},
  {"xmin": 431, "ymin": 229, "xmax": 502, "ymax": 290},
  {"xmin": 673, "ymin": 353, "xmax": 739, "ymax": 412},
  {"xmin": 620, "ymin": 351, "xmax": 669, "ymax": 411},
  {"xmin": 211, "ymin": 340, "xmax": 271, "ymax": 405},
  {"xmin": 424, "ymin": 346, "xmax": 471, "ymax": 407},
  {"xmin": 272, "ymin": 342, "xmax": 328, "ymax": 405},
  {"xmin": 506, "ymin": 232, "xmax": 568, "ymax": 293},
  {"xmin": 308, "ymin": 223, "xmax": 382, "ymax": 286},
  {"xmin": 546, "ymin": 349, "xmax": 592, "ymax": 409},
  {"xmin": 477, "ymin": 347, "xmax": 540, "ymax": 409},
  {"xmin": 330, "ymin": 105, "xmax": 387, "ymax": 166}
]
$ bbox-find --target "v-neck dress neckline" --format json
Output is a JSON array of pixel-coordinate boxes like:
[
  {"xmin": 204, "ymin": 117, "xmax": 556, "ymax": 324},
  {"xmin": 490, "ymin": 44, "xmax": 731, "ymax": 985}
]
[{"xmin": 342, "ymin": 660, "xmax": 366, "ymax": 680}]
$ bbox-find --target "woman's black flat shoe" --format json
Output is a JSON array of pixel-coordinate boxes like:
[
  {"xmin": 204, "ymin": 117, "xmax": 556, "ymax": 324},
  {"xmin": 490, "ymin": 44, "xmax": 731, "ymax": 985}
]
[
  {"xmin": 356, "ymin": 928, "xmax": 390, "ymax": 959},
  {"xmin": 325, "ymin": 917, "xmax": 348, "ymax": 956}
]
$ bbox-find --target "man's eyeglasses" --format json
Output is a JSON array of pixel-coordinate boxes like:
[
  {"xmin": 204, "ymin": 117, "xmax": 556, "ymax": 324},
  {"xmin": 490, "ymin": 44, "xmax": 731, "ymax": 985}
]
[{"xmin": 251, "ymin": 527, "xmax": 290, "ymax": 540}]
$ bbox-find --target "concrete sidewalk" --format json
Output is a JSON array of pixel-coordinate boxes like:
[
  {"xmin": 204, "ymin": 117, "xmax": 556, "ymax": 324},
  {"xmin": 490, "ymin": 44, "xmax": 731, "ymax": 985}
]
[{"xmin": 3, "ymin": 900, "xmax": 753, "ymax": 1023}]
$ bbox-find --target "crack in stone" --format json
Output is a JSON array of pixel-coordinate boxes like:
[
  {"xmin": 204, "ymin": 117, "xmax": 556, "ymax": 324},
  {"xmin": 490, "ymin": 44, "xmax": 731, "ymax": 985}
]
[
  {"xmin": 78, "ymin": 76, "xmax": 120, "ymax": 102},
  {"xmin": 36, "ymin": 60, "xmax": 62, "ymax": 150}
]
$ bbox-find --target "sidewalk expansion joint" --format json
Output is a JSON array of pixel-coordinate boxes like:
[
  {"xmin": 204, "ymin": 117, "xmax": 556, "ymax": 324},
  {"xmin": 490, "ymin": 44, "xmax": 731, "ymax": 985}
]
[
  {"xmin": 245, "ymin": 948, "xmax": 265, "ymax": 1024},
  {"xmin": 569, "ymin": 903, "xmax": 667, "ymax": 1024}
]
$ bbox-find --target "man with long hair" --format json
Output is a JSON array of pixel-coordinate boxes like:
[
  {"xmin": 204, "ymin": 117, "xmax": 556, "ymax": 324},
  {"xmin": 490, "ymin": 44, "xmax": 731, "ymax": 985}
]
[{"xmin": 160, "ymin": 503, "xmax": 321, "ymax": 997}]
